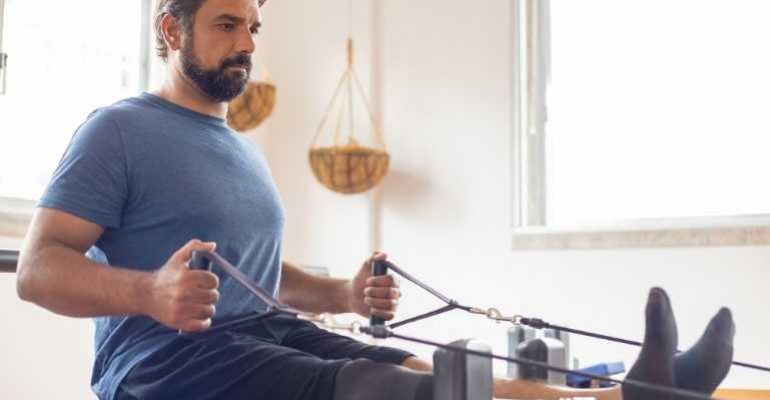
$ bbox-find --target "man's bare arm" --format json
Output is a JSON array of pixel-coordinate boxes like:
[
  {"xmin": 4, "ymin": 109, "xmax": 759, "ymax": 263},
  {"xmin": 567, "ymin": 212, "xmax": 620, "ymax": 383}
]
[
  {"xmin": 17, "ymin": 207, "xmax": 146, "ymax": 317},
  {"xmin": 278, "ymin": 253, "xmax": 401, "ymax": 319},
  {"xmin": 17, "ymin": 208, "xmax": 219, "ymax": 331},
  {"xmin": 277, "ymin": 261, "xmax": 351, "ymax": 314}
]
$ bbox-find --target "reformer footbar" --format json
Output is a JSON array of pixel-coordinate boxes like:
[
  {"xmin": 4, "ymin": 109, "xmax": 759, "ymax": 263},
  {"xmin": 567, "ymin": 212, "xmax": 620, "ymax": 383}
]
[
  {"xmin": 189, "ymin": 250, "xmax": 735, "ymax": 400},
  {"xmin": 369, "ymin": 259, "xmax": 770, "ymax": 374}
]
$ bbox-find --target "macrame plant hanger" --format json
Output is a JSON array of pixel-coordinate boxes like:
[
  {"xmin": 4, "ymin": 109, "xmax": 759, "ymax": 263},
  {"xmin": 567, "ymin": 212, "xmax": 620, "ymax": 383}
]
[{"xmin": 309, "ymin": 0, "xmax": 389, "ymax": 194}]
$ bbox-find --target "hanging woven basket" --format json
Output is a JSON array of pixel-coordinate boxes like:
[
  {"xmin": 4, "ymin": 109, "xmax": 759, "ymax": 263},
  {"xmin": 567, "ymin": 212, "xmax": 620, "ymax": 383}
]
[
  {"xmin": 227, "ymin": 81, "xmax": 277, "ymax": 132},
  {"xmin": 309, "ymin": 139, "xmax": 390, "ymax": 194},
  {"xmin": 309, "ymin": 39, "xmax": 389, "ymax": 195}
]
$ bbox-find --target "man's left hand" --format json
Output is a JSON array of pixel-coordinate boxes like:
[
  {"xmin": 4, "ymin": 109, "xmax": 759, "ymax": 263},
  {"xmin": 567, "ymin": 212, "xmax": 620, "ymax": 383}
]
[{"xmin": 348, "ymin": 252, "xmax": 401, "ymax": 320}]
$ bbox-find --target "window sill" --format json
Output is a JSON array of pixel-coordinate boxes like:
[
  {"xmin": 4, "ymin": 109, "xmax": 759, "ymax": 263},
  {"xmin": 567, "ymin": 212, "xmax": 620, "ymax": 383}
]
[{"xmin": 512, "ymin": 215, "xmax": 770, "ymax": 250}]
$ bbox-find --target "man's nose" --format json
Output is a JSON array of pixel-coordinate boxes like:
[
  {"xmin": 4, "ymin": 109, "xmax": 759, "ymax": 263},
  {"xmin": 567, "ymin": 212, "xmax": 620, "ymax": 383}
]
[{"xmin": 236, "ymin": 26, "xmax": 256, "ymax": 55}]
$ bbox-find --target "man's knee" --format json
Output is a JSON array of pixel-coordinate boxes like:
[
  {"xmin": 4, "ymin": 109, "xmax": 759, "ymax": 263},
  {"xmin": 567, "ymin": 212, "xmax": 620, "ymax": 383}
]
[{"xmin": 333, "ymin": 359, "xmax": 433, "ymax": 400}]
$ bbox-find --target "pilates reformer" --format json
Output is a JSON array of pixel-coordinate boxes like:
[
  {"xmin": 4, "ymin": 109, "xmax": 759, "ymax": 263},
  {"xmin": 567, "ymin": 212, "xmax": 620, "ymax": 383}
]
[
  {"xmin": 188, "ymin": 250, "xmax": 769, "ymax": 400},
  {"xmin": 6, "ymin": 247, "xmax": 765, "ymax": 399}
]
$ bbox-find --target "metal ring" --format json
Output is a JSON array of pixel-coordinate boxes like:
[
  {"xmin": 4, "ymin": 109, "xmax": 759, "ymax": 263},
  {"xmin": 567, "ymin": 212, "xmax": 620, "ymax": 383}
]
[{"xmin": 486, "ymin": 307, "xmax": 502, "ymax": 319}]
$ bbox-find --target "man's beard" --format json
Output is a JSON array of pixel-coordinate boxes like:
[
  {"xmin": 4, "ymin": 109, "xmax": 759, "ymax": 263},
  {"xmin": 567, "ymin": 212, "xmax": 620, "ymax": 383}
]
[{"xmin": 181, "ymin": 40, "xmax": 251, "ymax": 103}]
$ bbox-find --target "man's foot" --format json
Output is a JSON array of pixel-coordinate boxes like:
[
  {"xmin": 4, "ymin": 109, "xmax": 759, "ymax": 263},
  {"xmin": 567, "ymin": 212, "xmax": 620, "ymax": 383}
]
[
  {"xmin": 623, "ymin": 287, "xmax": 678, "ymax": 400},
  {"xmin": 674, "ymin": 307, "xmax": 735, "ymax": 394}
]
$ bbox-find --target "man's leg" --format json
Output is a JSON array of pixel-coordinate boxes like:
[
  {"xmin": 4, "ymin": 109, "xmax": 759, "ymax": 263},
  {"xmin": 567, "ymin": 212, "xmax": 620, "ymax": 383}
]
[
  {"xmin": 278, "ymin": 313, "xmax": 622, "ymax": 400},
  {"xmin": 260, "ymin": 314, "xmax": 432, "ymax": 399},
  {"xmin": 621, "ymin": 288, "xmax": 736, "ymax": 400},
  {"xmin": 334, "ymin": 359, "xmax": 434, "ymax": 400},
  {"xmin": 236, "ymin": 294, "xmax": 732, "ymax": 400},
  {"xmin": 623, "ymin": 287, "xmax": 679, "ymax": 400},
  {"xmin": 674, "ymin": 307, "xmax": 735, "ymax": 394},
  {"xmin": 115, "ymin": 328, "xmax": 347, "ymax": 400}
]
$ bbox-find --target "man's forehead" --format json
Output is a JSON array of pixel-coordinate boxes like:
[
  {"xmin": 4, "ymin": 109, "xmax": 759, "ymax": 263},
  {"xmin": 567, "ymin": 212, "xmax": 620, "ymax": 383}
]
[{"xmin": 199, "ymin": 0, "xmax": 262, "ymax": 20}]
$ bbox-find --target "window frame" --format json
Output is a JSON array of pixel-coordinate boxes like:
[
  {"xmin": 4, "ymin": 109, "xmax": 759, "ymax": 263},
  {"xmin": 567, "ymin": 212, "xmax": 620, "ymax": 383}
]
[
  {"xmin": 510, "ymin": 0, "xmax": 770, "ymax": 250},
  {"xmin": 0, "ymin": 0, "xmax": 7, "ymax": 95},
  {"xmin": 0, "ymin": 0, "xmax": 155, "ymax": 247}
]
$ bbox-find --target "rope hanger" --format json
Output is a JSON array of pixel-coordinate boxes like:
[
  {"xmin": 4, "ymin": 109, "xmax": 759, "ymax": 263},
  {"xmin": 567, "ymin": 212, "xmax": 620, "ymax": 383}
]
[{"xmin": 307, "ymin": 0, "xmax": 389, "ymax": 194}]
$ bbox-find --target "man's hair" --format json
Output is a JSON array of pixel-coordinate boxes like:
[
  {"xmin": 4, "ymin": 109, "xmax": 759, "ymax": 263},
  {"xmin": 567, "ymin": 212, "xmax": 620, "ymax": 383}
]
[{"xmin": 154, "ymin": 0, "xmax": 207, "ymax": 61}]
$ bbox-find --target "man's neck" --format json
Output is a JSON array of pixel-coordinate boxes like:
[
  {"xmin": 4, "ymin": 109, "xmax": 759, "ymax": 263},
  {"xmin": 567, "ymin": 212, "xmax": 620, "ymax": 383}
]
[{"xmin": 152, "ymin": 64, "xmax": 228, "ymax": 119}]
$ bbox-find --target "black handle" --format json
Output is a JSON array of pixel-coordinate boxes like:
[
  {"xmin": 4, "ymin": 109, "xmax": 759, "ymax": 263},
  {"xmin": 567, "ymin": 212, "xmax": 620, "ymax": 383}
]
[
  {"xmin": 189, "ymin": 251, "xmax": 212, "ymax": 271},
  {"xmin": 369, "ymin": 259, "xmax": 389, "ymax": 327},
  {"xmin": 179, "ymin": 251, "xmax": 213, "ymax": 335}
]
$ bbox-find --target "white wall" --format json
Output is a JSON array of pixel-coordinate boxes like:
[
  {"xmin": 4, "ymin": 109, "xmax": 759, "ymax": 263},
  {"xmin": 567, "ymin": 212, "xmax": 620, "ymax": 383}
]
[
  {"xmin": 258, "ymin": 0, "xmax": 770, "ymax": 388},
  {"xmin": 0, "ymin": 274, "xmax": 96, "ymax": 399}
]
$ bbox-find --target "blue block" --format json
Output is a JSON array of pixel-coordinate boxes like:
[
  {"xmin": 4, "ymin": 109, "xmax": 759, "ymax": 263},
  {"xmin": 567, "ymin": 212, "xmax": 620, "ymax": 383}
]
[{"xmin": 566, "ymin": 362, "xmax": 625, "ymax": 387}]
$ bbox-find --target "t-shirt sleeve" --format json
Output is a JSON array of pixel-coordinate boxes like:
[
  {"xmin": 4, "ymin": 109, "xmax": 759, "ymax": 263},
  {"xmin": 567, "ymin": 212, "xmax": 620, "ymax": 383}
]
[{"xmin": 38, "ymin": 109, "xmax": 128, "ymax": 229}]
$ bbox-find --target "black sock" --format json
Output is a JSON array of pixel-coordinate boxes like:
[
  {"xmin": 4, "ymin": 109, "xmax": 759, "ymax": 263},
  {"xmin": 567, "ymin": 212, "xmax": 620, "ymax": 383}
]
[
  {"xmin": 623, "ymin": 287, "xmax": 678, "ymax": 400},
  {"xmin": 674, "ymin": 307, "xmax": 735, "ymax": 394}
]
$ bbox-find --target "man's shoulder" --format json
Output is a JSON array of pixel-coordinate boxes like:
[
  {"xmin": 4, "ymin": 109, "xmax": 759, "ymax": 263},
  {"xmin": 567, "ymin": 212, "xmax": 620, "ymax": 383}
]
[
  {"xmin": 66, "ymin": 95, "xmax": 165, "ymax": 152},
  {"xmin": 76, "ymin": 95, "xmax": 176, "ymax": 144},
  {"xmin": 87, "ymin": 95, "xmax": 157, "ymax": 125}
]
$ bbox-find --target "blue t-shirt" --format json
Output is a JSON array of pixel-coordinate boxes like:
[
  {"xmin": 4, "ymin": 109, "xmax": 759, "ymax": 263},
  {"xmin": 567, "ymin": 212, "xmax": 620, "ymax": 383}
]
[{"xmin": 38, "ymin": 93, "xmax": 286, "ymax": 400}]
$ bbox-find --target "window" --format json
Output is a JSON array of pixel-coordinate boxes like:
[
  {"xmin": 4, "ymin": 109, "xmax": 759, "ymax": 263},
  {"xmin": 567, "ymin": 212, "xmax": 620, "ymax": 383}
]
[
  {"xmin": 512, "ymin": 0, "xmax": 770, "ymax": 243},
  {"xmin": 0, "ymin": 0, "xmax": 152, "ymax": 202}
]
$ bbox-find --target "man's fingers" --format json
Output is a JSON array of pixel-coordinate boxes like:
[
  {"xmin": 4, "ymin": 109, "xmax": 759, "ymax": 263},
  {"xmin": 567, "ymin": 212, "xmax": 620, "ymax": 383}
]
[
  {"xmin": 364, "ymin": 287, "xmax": 401, "ymax": 300},
  {"xmin": 365, "ymin": 297, "xmax": 399, "ymax": 311},
  {"xmin": 370, "ymin": 251, "xmax": 387, "ymax": 261},
  {"xmin": 369, "ymin": 309, "xmax": 396, "ymax": 321},
  {"xmin": 172, "ymin": 239, "xmax": 202, "ymax": 263},
  {"xmin": 364, "ymin": 252, "xmax": 388, "ymax": 270},
  {"xmin": 178, "ymin": 304, "xmax": 216, "ymax": 324},
  {"xmin": 186, "ymin": 288, "xmax": 220, "ymax": 305},
  {"xmin": 193, "ymin": 304, "xmax": 216, "ymax": 320},
  {"xmin": 171, "ymin": 295, "xmax": 217, "ymax": 331},
  {"xmin": 180, "ymin": 317, "xmax": 212, "ymax": 332},
  {"xmin": 188, "ymin": 270, "xmax": 219, "ymax": 290},
  {"xmin": 366, "ymin": 275, "xmax": 399, "ymax": 288},
  {"xmin": 172, "ymin": 239, "xmax": 217, "ymax": 265}
]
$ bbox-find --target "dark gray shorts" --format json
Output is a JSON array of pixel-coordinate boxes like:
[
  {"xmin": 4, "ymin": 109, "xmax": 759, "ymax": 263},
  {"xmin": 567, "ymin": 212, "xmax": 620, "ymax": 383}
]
[{"xmin": 115, "ymin": 312, "xmax": 414, "ymax": 400}]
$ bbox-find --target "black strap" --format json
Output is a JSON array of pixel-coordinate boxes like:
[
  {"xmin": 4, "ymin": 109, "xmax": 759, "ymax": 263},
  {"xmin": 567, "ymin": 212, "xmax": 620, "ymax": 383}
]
[
  {"xmin": 385, "ymin": 261, "xmax": 457, "ymax": 305},
  {"xmin": 389, "ymin": 304, "xmax": 460, "ymax": 329},
  {"xmin": 200, "ymin": 251, "xmax": 300, "ymax": 316},
  {"xmin": 522, "ymin": 318, "xmax": 644, "ymax": 347}
]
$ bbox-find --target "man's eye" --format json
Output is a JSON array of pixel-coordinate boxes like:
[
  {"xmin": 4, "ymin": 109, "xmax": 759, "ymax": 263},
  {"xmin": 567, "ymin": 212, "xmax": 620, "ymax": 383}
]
[
  {"xmin": 250, "ymin": 27, "xmax": 260, "ymax": 35},
  {"xmin": 220, "ymin": 23, "xmax": 235, "ymax": 31}
]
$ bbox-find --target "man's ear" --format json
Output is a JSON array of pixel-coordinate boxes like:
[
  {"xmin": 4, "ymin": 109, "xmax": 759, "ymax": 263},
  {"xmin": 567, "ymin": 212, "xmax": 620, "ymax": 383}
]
[{"xmin": 160, "ymin": 13, "xmax": 184, "ymax": 52}]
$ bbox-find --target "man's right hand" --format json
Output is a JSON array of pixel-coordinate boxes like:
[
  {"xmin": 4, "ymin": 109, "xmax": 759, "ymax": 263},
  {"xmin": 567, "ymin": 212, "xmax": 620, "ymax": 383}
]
[{"xmin": 144, "ymin": 239, "xmax": 220, "ymax": 332}]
